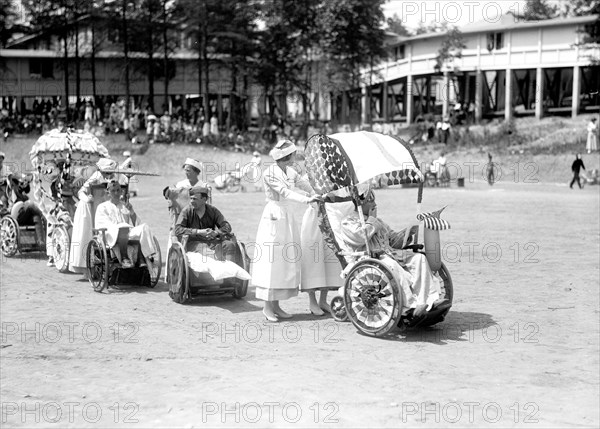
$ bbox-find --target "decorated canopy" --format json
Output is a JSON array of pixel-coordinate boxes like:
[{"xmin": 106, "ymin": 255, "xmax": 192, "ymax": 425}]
[
  {"xmin": 30, "ymin": 129, "xmax": 109, "ymax": 169},
  {"xmin": 305, "ymin": 131, "xmax": 423, "ymax": 201}
]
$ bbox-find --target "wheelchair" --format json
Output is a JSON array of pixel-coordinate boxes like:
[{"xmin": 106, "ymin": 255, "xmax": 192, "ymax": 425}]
[
  {"xmin": 304, "ymin": 131, "xmax": 455, "ymax": 337},
  {"xmin": 85, "ymin": 184, "xmax": 162, "ymax": 292},
  {"xmin": 0, "ymin": 174, "xmax": 47, "ymax": 257},
  {"xmin": 164, "ymin": 189, "xmax": 250, "ymax": 304}
]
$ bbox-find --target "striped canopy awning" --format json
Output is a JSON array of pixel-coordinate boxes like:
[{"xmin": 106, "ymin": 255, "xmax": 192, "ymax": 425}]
[{"xmin": 305, "ymin": 131, "xmax": 423, "ymax": 200}]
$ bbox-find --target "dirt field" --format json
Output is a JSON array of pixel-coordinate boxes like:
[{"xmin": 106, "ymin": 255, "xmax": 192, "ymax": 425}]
[{"xmin": 1, "ymin": 166, "xmax": 599, "ymax": 428}]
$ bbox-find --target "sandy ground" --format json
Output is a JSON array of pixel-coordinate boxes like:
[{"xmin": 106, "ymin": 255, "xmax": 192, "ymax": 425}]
[{"xmin": 1, "ymin": 175, "xmax": 599, "ymax": 428}]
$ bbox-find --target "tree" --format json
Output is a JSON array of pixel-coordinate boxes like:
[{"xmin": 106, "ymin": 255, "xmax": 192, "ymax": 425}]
[
  {"xmin": 318, "ymin": 0, "xmax": 387, "ymax": 125},
  {"xmin": 254, "ymin": 0, "xmax": 306, "ymax": 126},
  {"xmin": 569, "ymin": 0, "xmax": 600, "ymax": 45},
  {"xmin": 414, "ymin": 21, "xmax": 448, "ymax": 35},
  {"xmin": 568, "ymin": 0, "xmax": 600, "ymax": 64},
  {"xmin": 434, "ymin": 27, "xmax": 466, "ymax": 73},
  {"xmin": 514, "ymin": 0, "xmax": 558, "ymax": 21},
  {"xmin": 0, "ymin": 0, "xmax": 19, "ymax": 48},
  {"xmin": 386, "ymin": 13, "xmax": 410, "ymax": 37}
]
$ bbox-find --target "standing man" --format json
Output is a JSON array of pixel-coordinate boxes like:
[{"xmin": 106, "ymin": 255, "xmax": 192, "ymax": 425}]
[
  {"xmin": 570, "ymin": 154, "xmax": 585, "ymax": 189},
  {"xmin": 486, "ymin": 153, "xmax": 495, "ymax": 186}
]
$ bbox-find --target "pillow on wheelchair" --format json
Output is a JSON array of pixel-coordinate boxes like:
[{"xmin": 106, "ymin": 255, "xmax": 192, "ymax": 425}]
[{"xmin": 186, "ymin": 252, "xmax": 251, "ymax": 281}]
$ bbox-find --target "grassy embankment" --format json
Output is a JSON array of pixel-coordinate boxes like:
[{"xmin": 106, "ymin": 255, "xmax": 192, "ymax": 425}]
[{"xmin": 2, "ymin": 114, "xmax": 598, "ymax": 185}]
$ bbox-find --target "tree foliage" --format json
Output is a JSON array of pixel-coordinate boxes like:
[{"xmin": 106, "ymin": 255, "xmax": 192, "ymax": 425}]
[
  {"xmin": 434, "ymin": 27, "xmax": 466, "ymax": 73},
  {"xmin": 386, "ymin": 13, "xmax": 410, "ymax": 37},
  {"xmin": 0, "ymin": 0, "xmax": 19, "ymax": 48},
  {"xmin": 515, "ymin": 0, "xmax": 559, "ymax": 21},
  {"xmin": 569, "ymin": 0, "xmax": 600, "ymax": 45}
]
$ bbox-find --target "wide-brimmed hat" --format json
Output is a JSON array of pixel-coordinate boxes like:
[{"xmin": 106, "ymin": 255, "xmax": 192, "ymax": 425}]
[
  {"xmin": 182, "ymin": 158, "xmax": 202, "ymax": 171},
  {"xmin": 270, "ymin": 140, "xmax": 297, "ymax": 161},
  {"xmin": 96, "ymin": 158, "xmax": 118, "ymax": 172}
]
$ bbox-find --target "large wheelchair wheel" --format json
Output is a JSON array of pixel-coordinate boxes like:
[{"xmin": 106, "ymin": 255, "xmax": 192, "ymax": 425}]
[
  {"xmin": 344, "ymin": 259, "xmax": 402, "ymax": 337},
  {"xmin": 146, "ymin": 236, "xmax": 162, "ymax": 288},
  {"xmin": 0, "ymin": 216, "xmax": 19, "ymax": 257},
  {"xmin": 232, "ymin": 242, "xmax": 249, "ymax": 299},
  {"xmin": 52, "ymin": 225, "xmax": 71, "ymax": 273},
  {"xmin": 167, "ymin": 242, "xmax": 189, "ymax": 304},
  {"xmin": 87, "ymin": 238, "xmax": 109, "ymax": 292}
]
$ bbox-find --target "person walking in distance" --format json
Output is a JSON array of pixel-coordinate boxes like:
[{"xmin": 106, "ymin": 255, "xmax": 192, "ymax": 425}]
[
  {"xmin": 486, "ymin": 153, "xmax": 495, "ymax": 186},
  {"xmin": 570, "ymin": 154, "xmax": 585, "ymax": 189}
]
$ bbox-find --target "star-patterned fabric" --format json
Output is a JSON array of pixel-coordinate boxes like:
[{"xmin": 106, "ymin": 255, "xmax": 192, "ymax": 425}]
[{"xmin": 304, "ymin": 131, "xmax": 423, "ymax": 199}]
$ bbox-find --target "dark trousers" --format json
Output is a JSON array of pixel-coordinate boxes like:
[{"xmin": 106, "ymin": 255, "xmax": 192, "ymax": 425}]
[
  {"xmin": 214, "ymin": 239, "xmax": 240, "ymax": 263},
  {"xmin": 570, "ymin": 173, "xmax": 582, "ymax": 189}
]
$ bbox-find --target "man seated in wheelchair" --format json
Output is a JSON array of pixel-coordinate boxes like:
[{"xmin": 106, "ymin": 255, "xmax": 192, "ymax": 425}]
[
  {"xmin": 174, "ymin": 185, "xmax": 249, "ymax": 280},
  {"xmin": 339, "ymin": 189, "xmax": 450, "ymax": 319},
  {"xmin": 4, "ymin": 172, "xmax": 45, "ymax": 245},
  {"xmin": 95, "ymin": 180, "xmax": 158, "ymax": 269}
]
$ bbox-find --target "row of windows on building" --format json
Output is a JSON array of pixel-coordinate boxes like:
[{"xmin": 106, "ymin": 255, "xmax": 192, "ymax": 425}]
[{"xmin": 391, "ymin": 31, "xmax": 505, "ymax": 62}]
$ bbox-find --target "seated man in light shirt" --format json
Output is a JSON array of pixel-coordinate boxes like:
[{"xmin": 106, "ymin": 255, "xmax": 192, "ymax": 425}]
[{"xmin": 95, "ymin": 179, "xmax": 158, "ymax": 269}]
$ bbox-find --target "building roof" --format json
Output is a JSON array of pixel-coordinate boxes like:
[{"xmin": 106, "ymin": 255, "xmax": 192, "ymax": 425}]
[{"xmin": 387, "ymin": 13, "xmax": 598, "ymax": 46}]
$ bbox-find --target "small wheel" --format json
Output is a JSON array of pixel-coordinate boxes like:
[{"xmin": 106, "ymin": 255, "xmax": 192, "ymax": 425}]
[
  {"xmin": 344, "ymin": 259, "xmax": 402, "ymax": 337},
  {"xmin": 146, "ymin": 236, "xmax": 162, "ymax": 288},
  {"xmin": 167, "ymin": 243, "xmax": 188, "ymax": 303},
  {"xmin": 330, "ymin": 296, "xmax": 348, "ymax": 322},
  {"xmin": 52, "ymin": 225, "xmax": 71, "ymax": 273},
  {"xmin": 426, "ymin": 173, "xmax": 436, "ymax": 187},
  {"xmin": 86, "ymin": 238, "xmax": 109, "ymax": 292},
  {"xmin": 0, "ymin": 216, "xmax": 19, "ymax": 257}
]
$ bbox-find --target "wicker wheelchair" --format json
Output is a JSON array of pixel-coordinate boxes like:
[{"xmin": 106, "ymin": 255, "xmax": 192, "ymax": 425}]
[
  {"xmin": 305, "ymin": 132, "xmax": 454, "ymax": 337},
  {"xmin": 29, "ymin": 129, "xmax": 111, "ymax": 272},
  {"xmin": 85, "ymin": 183, "xmax": 162, "ymax": 292},
  {"xmin": 0, "ymin": 173, "xmax": 47, "ymax": 257},
  {"xmin": 164, "ymin": 188, "xmax": 250, "ymax": 304}
]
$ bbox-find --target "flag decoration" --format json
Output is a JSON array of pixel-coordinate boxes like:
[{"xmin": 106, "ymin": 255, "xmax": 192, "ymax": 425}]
[
  {"xmin": 416, "ymin": 206, "xmax": 451, "ymax": 230},
  {"xmin": 305, "ymin": 131, "xmax": 423, "ymax": 199}
]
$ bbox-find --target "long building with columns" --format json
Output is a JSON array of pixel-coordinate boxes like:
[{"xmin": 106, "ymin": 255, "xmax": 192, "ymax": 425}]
[
  {"xmin": 1, "ymin": 12, "xmax": 599, "ymax": 127},
  {"xmin": 332, "ymin": 13, "xmax": 600, "ymax": 126}
]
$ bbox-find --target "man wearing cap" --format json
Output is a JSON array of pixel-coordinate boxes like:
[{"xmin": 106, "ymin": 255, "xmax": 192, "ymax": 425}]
[{"xmin": 174, "ymin": 185, "xmax": 238, "ymax": 262}]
